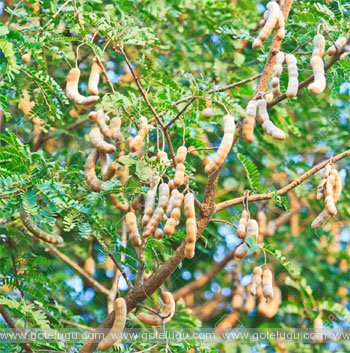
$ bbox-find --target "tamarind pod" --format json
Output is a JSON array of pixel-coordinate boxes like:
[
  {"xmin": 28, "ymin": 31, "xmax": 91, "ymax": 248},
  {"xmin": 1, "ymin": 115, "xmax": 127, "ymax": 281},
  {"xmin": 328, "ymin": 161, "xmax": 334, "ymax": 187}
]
[
  {"xmin": 137, "ymin": 312, "xmax": 162, "ymax": 326},
  {"xmin": 244, "ymin": 291, "xmax": 256, "ymax": 313},
  {"xmin": 65, "ymin": 68, "xmax": 99, "ymax": 105},
  {"xmin": 205, "ymin": 114, "xmax": 235, "ymax": 174},
  {"xmin": 115, "ymin": 166, "xmax": 129, "ymax": 186},
  {"xmin": 237, "ymin": 209, "xmax": 249, "ymax": 239},
  {"xmin": 100, "ymin": 152, "xmax": 109, "ymax": 180},
  {"xmin": 158, "ymin": 151, "xmax": 170, "ymax": 164},
  {"xmin": 150, "ymin": 175, "xmax": 161, "ymax": 189},
  {"xmin": 262, "ymin": 269, "xmax": 274, "ymax": 300},
  {"xmin": 168, "ymin": 180, "xmax": 175, "ymax": 190},
  {"xmin": 21, "ymin": 52, "xmax": 32, "ymax": 63},
  {"xmin": 258, "ymin": 285, "xmax": 281, "ymax": 318},
  {"xmin": 160, "ymin": 291, "xmax": 176, "ymax": 321},
  {"xmin": 285, "ymin": 54, "xmax": 299, "ymax": 98},
  {"xmin": 130, "ymin": 116, "xmax": 150, "ymax": 152},
  {"xmin": 104, "ymin": 162, "xmax": 118, "ymax": 181},
  {"xmin": 176, "ymin": 146, "xmax": 188, "ymax": 164},
  {"xmin": 276, "ymin": 13, "xmax": 285, "ymax": 40},
  {"xmin": 316, "ymin": 178, "xmax": 327, "ymax": 200},
  {"xmin": 110, "ymin": 194, "xmax": 129, "ymax": 213},
  {"xmin": 250, "ymin": 266, "xmax": 263, "ymax": 296},
  {"xmin": 330, "ymin": 168, "xmax": 342, "ymax": 202},
  {"xmin": 109, "ymin": 117, "xmax": 122, "ymax": 141},
  {"xmin": 243, "ymin": 100, "xmax": 257, "ymax": 143},
  {"xmin": 188, "ymin": 146, "xmax": 199, "ymax": 156},
  {"xmin": 271, "ymin": 78, "xmax": 280, "ymax": 96},
  {"xmin": 20, "ymin": 205, "xmax": 64, "ymax": 244},
  {"xmin": 97, "ymin": 298, "xmax": 127, "ymax": 351},
  {"xmin": 142, "ymin": 189, "xmax": 156, "ymax": 226},
  {"xmin": 252, "ymin": 2, "xmax": 281, "ymax": 49},
  {"xmin": 96, "ymin": 110, "xmax": 111, "ymax": 138},
  {"xmin": 325, "ymin": 174, "xmax": 337, "ymax": 216},
  {"xmin": 125, "ymin": 212, "xmax": 142, "ymax": 247},
  {"xmin": 174, "ymin": 163, "xmax": 186, "ymax": 187},
  {"xmin": 202, "ymin": 107, "xmax": 213, "ymax": 119},
  {"xmin": 308, "ymin": 56, "xmax": 326, "ymax": 95},
  {"xmin": 84, "ymin": 257, "xmax": 96, "ymax": 277},
  {"xmin": 88, "ymin": 111, "xmax": 97, "ymax": 122},
  {"xmin": 265, "ymin": 92, "xmax": 274, "ymax": 103},
  {"xmin": 184, "ymin": 193, "xmax": 195, "ymax": 218},
  {"xmin": 85, "ymin": 150, "xmax": 103, "ymax": 192},
  {"xmin": 262, "ymin": 120, "xmax": 286, "ymax": 140},
  {"xmin": 327, "ymin": 36, "xmax": 347, "ymax": 56},
  {"xmin": 185, "ymin": 217, "xmax": 197, "ymax": 259},
  {"xmin": 312, "ymin": 34, "xmax": 326, "ymax": 58},
  {"xmin": 234, "ymin": 244, "xmax": 248, "ymax": 259},
  {"xmin": 88, "ymin": 57, "xmax": 103, "ymax": 96},
  {"xmin": 164, "ymin": 217, "xmax": 177, "ymax": 236},
  {"xmin": 257, "ymin": 211, "xmax": 267, "ymax": 242},
  {"xmin": 143, "ymin": 208, "xmax": 164, "ymax": 238},
  {"xmin": 232, "ymin": 286, "xmax": 244, "ymax": 309},
  {"xmin": 158, "ymin": 183, "xmax": 170, "ymax": 209},
  {"xmin": 166, "ymin": 189, "xmax": 180, "ymax": 217},
  {"xmin": 246, "ymin": 219, "xmax": 259, "ymax": 240},
  {"xmin": 256, "ymin": 99, "xmax": 269, "ymax": 123},
  {"xmin": 154, "ymin": 228, "xmax": 164, "ymax": 239},
  {"xmin": 170, "ymin": 207, "xmax": 181, "ymax": 222},
  {"xmin": 89, "ymin": 127, "xmax": 116, "ymax": 154},
  {"xmin": 311, "ymin": 209, "xmax": 331, "ymax": 229}
]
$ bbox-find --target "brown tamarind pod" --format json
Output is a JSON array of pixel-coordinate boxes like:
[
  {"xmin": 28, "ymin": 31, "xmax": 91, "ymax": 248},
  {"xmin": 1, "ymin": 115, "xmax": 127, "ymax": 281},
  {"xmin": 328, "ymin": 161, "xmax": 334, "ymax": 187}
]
[
  {"xmin": 97, "ymin": 298, "xmax": 127, "ymax": 351},
  {"xmin": 110, "ymin": 117, "xmax": 123, "ymax": 141},
  {"xmin": 137, "ymin": 291, "xmax": 175, "ymax": 326},
  {"xmin": 88, "ymin": 57, "xmax": 103, "ymax": 96},
  {"xmin": 232, "ymin": 285, "xmax": 244, "ymax": 309},
  {"xmin": 129, "ymin": 116, "xmax": 150, "ymax": 152},
  {"xmin": 115, "ymin": 165, "xmax": 129, "ymax": 186},
  {"xmin": 184, "ymin": 192, "xmax": 195, "ymax": 218},
  {"xmin": 158, "ymin": 150, "xmax": 170, "ymax": 164},
  {"xmin": 237, "ymin": 209, "xmax": 249, "ymax": 239},
  {"xmin": 89, "ymin": 128, "xmax": 116, "ymax": 154},
  {"xmin": 188, "ymin": 146, "xmax": 199, "ymax": 156},
  {"xmin": 262, "ymin": 269, "xmax": 274, "ymax": 300},
  {"xmin": 308, "ymin": 34, "xmax": 326, "ymax": 95},
  {"xmin": 252, "ymin": 1, "xmax": 281, "ymax": 49},
  {"xmin": 84, "ymin": 257, "xmax": 96, "ymax": 277},
  {"xmin": 176, "ymin": 146, "xmax": 188, "ymax": 164},
  {"xmin": 125, "ymin": 211, "xmax": 142, "ymax": 247},
  {"xmin": 285, "ymin": 54, "xmax": 299, "ymax": 98},
  {"xmin": 99, "ymin": 152, "xmax": 109, "ymax": 180},
  {"xmin": 105, "ymin": 162, "xmax": 118, "ymax": 181},
  {"xmin": 154, "ymin": 228, "xmax": 164, "ymax": 239},
  {"xmin": 250, "ymin": 266, "xmax": 263, "ymax": 296},
  {"xmin": 143, "ymin": 183, "xmax": 170, "ymax": 237},
  {"xmin": 258, "ymin": 285, "xmax": 281, "ymax": 318},
  {"xmin": 327, "ymin": 36, "xmax": 347, "ymax": 56},
  {"xmin": 96, "ymin": 110, "xmax": 111, "ymax": 138},
  {"xmin": 324, "ymin": 174, "xmax": 337, "ymax": 216},
  {"xmin": 109, "ymin": 194, "xmax": 129, "ymax": 213},
  {"xmin": 316, "ymin": 164, "xmax": 332, "ymax": 200},
  {"xmin": 88, "ymin": 111, "xmax": 97, "ymax": 122},
  {"xmin": 311, "ymin": 209, "xmax": 331, "ymax": 229},
  {"xmin": 271, "ymin": 52, "xmax": 285, "ymax": 96},
  {"xmin": 166, "ymin": 189, "xmax": 180, "ymax": 217},
  {"xmin": 85, "ymin": 150, "xmax": 103, "ymax": 192},
  {"xmin": 20, "ymin": 205, "xmax": 64, "ymax": 244},
  {"xmin": 184, "ymin": 193, "xmax": 197, "ymax": 259},
  {"xmin": 257, "ymin": 211, "xmax": 267, "ymax": 243},
  {"xmin": 243, "ymin": 100, "xmax": 257, "ymax": 143},
  {"xmin": 234, "ymin": 244, "xmax": 248, "ymax": 260},
  {"xmin": 174, "ymin": 163, "xmax": 186, "ymax": 187},
  {"xmin": 202, "ymin": 101, "xmax": 213, "ymax": 119},
  {"xmin": 205, "ymin": 114, "xmax": 235, "ymax": 174},
  {"xmin": 66, "ymin": 68, "xmax": 99, "ymax": 105},
  {"xmin": 21, "ymin": 52, "xmax": 32, "ymax": 64},
  {"xmin": 246, "ymin": 219, "xmax": 259, "ymax": 240},
  {"xmin": 256, "ymin": 98, "xmax": 269, "ymax": 124},
  {"xmin": 244, "ymin": 289, "xmax": 256, "ymax": 313},
  {"xmin": 262, "ymin": 120, "xmax": 286, "ymax": 141},
  {"xmin": 142, "ymin": 189, "xmax": 156, "ymax": 226},
  {"xmin": 330, "ymin": 168, "xmax": 342, "ymax": 202}
]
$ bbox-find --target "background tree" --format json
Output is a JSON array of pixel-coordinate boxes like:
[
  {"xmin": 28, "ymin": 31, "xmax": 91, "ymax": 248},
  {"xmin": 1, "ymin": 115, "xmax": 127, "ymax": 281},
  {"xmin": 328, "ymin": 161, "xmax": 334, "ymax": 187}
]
[{"xmin": 0, "ymin": 0, "xmax": 349, "ymax": 352}]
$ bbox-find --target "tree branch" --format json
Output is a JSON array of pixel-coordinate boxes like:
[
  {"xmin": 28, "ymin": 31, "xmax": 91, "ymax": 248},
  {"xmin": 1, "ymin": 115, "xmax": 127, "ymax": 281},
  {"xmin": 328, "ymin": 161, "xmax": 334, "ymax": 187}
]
[
  {"xmin": 47, "ymin": 244, "xmax": 110, "ymax": 296},
  {"xmin": 173, "ymin": 248, "xmax": 237, "ymax": 300},
  {"xmin": 215, "ymin": 149, "xmax": 350, "ymax": 212}
]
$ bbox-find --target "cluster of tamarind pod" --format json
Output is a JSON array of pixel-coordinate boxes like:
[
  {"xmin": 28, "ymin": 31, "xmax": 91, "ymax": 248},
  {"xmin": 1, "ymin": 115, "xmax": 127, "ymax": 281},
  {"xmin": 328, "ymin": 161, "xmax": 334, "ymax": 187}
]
[
  {"xmin": 312, "ymin": 163, "xmax": 342, "ymax": 229},
  {"xmin": 231, "ymin": 267, "xmax": 281, "ymax": 318}
]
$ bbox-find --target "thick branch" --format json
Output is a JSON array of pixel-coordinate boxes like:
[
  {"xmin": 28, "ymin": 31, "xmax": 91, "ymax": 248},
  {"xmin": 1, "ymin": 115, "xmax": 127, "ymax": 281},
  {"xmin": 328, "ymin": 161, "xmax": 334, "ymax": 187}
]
[
  {"xmin": 47, "ymin": 244, "xmax": 110, "ymax": 296},
  {"xmin": 173, "ymin": 248, "xmax": 236, "ymax": 300},
  {"xmin": 253, "ymin": 0, "xmax": 294, "ymax": 97},
  {"xmin": 215, "ymin": 149, "xmax": 350, "ymax": 212}
]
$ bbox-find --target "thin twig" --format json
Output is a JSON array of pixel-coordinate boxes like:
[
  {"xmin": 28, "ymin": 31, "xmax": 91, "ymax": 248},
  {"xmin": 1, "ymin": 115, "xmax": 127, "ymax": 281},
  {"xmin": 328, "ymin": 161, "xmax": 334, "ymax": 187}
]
[{"xmin": 215, "ymin": 149, "xmax": 350, "ymax": 212}]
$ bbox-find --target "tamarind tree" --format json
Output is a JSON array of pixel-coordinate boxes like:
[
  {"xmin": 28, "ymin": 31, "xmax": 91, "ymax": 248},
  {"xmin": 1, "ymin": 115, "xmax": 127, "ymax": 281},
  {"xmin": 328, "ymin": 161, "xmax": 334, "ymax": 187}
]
[{"xmin": 0, "ymin": 1, "xmax": 349, "ymax": 352}]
